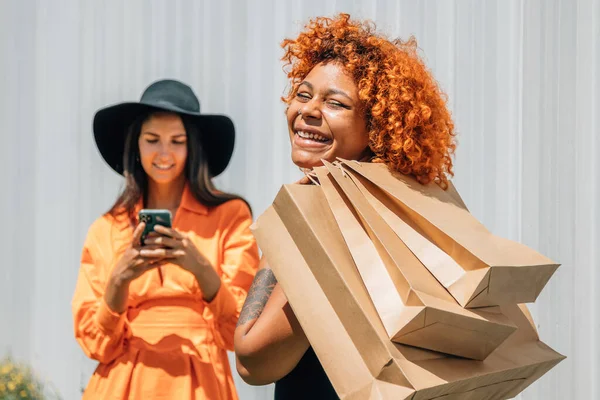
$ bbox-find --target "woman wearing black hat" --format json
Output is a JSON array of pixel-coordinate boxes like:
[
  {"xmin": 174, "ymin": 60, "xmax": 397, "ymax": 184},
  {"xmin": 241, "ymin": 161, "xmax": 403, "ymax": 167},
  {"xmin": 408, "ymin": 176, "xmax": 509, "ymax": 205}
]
[{"xmin": 72, "ymin": 79, "xmax": 260, "ymax": 400}]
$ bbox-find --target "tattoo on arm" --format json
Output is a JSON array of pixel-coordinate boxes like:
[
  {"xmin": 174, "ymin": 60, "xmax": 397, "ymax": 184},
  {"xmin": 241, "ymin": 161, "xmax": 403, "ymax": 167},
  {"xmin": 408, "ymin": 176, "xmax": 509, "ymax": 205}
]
[{"xmin": 237, "ymin": 269, "xmax": 277, "ymax": 327}]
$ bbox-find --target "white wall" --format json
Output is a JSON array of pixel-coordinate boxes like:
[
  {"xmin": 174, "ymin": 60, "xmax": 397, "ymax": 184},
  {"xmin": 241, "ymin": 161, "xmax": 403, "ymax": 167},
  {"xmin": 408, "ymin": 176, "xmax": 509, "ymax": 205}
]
[{"xmin": 1, "ymin": 0, "xmax": 597, "ymax": 399}]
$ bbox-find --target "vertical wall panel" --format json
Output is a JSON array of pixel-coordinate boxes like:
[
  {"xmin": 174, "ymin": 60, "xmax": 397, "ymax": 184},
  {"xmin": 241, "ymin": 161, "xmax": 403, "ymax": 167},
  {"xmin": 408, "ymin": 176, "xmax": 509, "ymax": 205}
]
[{"xmin": 0, "ymin": 0, "xmax": 596, "ymax": 398}]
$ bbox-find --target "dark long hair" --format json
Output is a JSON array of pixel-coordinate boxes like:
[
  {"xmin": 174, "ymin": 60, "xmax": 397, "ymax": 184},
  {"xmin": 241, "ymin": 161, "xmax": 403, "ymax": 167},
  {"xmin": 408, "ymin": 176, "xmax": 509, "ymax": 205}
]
[{"xmin": 108, "ymin": 111, "xmax": 249, "ymax": 224}]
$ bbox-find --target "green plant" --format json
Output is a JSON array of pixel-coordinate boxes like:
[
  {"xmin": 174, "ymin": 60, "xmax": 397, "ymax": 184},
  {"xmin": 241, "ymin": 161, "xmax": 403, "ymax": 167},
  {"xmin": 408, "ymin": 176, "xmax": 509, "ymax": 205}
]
[{"xmin": 0, "ymin": 357, "xmax": 47, "ymax": 400}]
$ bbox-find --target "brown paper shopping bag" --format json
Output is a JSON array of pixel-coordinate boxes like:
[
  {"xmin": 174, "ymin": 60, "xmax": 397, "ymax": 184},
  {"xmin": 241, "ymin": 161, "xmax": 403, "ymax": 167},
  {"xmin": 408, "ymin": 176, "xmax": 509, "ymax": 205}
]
[
  {"xmin": 315, "ymin": 162, "xmax": 515, "ymax": 360},
  {"xmin": 340, "ymin": 160, "xmax": 559, "ymax": 308},
  {"xmin": 253, "ymin": 205, "xmax": 416, "ymax": 399},
  {"xmin": 251, "ymin": 189, "xmax": 564, "ymax": 399}
]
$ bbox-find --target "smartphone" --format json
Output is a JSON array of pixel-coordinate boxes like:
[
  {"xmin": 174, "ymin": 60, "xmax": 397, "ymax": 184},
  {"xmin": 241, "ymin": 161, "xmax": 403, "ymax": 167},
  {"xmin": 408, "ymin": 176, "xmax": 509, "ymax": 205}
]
[{"xmin": 138, "ymin": 209, "xmax": 172, "ymax": 245}]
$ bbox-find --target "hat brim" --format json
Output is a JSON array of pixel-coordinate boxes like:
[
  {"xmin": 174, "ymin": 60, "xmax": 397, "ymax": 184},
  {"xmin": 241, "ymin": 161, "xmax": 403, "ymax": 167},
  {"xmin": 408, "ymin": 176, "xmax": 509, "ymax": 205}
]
[{"xmin": 93, "ymin": 102, "xmax": 235, "ymax": 177}]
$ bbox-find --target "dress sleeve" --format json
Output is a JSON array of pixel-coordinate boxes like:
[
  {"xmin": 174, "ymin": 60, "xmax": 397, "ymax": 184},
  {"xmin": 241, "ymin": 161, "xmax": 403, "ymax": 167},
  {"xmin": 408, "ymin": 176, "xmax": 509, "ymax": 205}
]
[
  {"xmin": 72, "ymin": 222, "xmax": 131, "ymax": 363},
  {"xmin": 203, "ymin": 200, "xmax": 260, "ymax": 350}
]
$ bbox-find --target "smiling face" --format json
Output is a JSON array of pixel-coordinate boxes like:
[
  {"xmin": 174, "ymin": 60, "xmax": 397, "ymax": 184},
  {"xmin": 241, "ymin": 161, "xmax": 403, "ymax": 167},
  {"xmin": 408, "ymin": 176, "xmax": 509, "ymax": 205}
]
[
  {"xmin": 138, "ymin": 112, "xmax": 188, "ymax": 186},
  {"xmin": 286, "ymin": 62, "xmax": 370, "ymax": 169}
]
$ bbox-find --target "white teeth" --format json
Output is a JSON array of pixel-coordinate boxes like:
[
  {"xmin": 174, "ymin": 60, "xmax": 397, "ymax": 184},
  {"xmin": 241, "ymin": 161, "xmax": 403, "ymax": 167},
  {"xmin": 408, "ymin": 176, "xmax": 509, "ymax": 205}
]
[
  {"xmin": 154, "ymin": 164, "xmax": 173, "ymax": 170},
  {"xmin": 297, "ymin": 131, "xmax": 328, "ymax": 142}
]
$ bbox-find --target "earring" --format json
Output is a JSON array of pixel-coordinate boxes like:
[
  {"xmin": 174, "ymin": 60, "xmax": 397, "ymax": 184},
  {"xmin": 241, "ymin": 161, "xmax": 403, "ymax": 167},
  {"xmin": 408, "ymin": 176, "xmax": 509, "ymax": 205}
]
[{"xmin": 298, "ymin": 109, "xmax": 302, "ymax": 115}]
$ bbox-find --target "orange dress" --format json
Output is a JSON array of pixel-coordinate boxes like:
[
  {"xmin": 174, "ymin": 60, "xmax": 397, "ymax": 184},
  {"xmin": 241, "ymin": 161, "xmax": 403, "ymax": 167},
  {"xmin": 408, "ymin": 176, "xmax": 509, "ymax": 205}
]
[{"xmin": 72, "ymin": 186, "xmax": 259, "ymax": 399}]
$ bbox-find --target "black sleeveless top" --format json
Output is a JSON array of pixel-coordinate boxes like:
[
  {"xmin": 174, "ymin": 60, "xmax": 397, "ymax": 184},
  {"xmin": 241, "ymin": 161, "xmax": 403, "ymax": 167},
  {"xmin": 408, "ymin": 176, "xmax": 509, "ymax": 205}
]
[{"xmin": 274, "ymin": 347, "xmax": 339, "ymax": 399}]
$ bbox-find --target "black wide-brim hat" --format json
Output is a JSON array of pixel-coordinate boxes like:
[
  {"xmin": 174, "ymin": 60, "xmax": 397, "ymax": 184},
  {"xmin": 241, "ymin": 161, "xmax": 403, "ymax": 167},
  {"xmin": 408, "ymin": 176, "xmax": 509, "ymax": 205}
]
[{"xmin": 93, "ymin": 79, "xmax": 235, "ymax": 177}]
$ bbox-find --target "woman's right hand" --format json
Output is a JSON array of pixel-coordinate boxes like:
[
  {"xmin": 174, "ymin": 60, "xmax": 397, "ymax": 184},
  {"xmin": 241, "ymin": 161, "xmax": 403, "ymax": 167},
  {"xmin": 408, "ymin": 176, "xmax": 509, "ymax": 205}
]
[
  {"xmin": 109, "ymin": 222, "xmax": 165, "ymax": 285},
  {"xmin": 105, "ymin": 222, "xmax": 165, "ymax": 313}
]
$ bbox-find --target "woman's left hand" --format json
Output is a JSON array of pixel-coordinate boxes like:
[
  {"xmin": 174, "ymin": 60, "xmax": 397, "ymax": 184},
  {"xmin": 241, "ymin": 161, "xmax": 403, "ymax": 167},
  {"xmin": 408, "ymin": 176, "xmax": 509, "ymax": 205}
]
[
  {"xmin": 141, "ymin": 226, "xmax": 211, "ymax": 276},
  {"xmin": 141, "ymin": 226, "xmax": 222, "ymax": 301},
  {"xmin": 142, "ymin": 226, "xmax": 222, "ymax": 300}
]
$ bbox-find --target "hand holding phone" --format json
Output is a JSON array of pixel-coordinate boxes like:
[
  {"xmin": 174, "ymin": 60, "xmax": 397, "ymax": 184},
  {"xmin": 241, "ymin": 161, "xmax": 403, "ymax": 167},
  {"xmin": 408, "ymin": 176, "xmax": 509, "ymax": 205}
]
[
  {"xmin": 138, "ymin": 209, "xmax": 173, "ymax": 245},
  {"xmin": 106, "ymin": 221, "xmax": 168, "ymax": 312}
]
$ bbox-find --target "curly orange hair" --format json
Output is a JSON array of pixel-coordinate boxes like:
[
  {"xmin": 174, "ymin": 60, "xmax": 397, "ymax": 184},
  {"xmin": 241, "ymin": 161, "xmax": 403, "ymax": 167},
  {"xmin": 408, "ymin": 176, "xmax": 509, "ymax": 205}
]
[{"xmin": 281, "ymin": 13, "xmax": 456, "ymax": 188}]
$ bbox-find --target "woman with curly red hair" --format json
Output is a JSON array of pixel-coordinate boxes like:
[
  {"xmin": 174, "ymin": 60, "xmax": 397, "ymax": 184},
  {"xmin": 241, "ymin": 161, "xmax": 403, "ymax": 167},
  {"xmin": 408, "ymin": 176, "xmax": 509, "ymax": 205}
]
[{"xmin": 234, "ymin": 13, "xmax": 456, "ymax": 399}]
